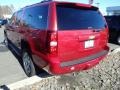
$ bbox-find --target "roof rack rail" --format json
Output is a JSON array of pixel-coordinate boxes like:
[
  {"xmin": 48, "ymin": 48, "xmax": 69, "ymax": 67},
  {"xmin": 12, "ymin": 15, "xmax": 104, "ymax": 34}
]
[{"xmin": 41, "ymin": 0, "xmax": 53, "ymax": 3}]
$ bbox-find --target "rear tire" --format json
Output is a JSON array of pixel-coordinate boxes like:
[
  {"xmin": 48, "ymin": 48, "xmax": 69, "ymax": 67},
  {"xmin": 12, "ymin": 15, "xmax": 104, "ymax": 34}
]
[{"xmin": 22, "ymin": 49, "xmax": 36, "ymax": 77}]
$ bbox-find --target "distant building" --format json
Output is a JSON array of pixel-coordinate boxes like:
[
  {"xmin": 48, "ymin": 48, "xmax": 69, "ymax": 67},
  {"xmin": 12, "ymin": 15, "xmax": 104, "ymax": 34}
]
[
  {"xmin": 3, "ymin": 14, "xmax": 12, "ymax": 19},
  {"xmin": 107, "ymin": 6, "xmax": 120, "ymax": 16}
]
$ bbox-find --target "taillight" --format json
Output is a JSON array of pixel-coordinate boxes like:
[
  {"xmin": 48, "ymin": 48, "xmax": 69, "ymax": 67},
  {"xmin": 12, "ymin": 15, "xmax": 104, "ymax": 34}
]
[
  {"xmin": 47, "ymin": 31, "xmax": 58, "ymax": 54},
  {"xmin": 50, "ymin": 41, "xmax": 57, "ymax": 47}
]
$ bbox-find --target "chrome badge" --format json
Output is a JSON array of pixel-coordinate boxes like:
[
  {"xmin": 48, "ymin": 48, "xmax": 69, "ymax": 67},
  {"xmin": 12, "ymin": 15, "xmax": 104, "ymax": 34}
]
[{"xmin": 89, "ymin": 36, "xmax": 95, "ymax": 39}]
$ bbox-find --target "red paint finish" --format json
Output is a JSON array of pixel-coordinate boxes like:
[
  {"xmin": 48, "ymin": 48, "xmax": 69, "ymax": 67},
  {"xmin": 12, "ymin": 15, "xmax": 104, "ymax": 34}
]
[
  {"xmin": 57, "ymin": 29, "xmax": 107, "ymax": 62},
  {"xmin": 5, "ymin": 1, "xmax": 109, "ymax": 75},
  {"xmin": 49, "ymin": 54, "xmax": 106, "ymax": 75}
]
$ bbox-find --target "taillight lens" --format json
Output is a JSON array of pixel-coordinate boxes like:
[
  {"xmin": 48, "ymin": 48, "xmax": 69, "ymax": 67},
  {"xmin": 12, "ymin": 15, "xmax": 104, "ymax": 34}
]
[
  {"xmin": 47, "ymin": 31, "xmax": 58, "ymax": 54},
  {"xmin": 50, "ymin": 41, "xmax": 57, "ymax": 47}
]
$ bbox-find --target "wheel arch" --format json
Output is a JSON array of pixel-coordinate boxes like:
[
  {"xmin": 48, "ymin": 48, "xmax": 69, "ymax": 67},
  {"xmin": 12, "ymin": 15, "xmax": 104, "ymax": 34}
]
[{"xmin": 21, "ymin": 39, "xmax": 32, "ymax": 53}]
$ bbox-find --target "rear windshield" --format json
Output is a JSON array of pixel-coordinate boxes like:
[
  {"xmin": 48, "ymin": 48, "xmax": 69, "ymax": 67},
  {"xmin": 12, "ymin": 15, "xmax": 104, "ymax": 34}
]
[{"xmin": 56, "ymin": 5, "xmax": 106, "ymax": 30}]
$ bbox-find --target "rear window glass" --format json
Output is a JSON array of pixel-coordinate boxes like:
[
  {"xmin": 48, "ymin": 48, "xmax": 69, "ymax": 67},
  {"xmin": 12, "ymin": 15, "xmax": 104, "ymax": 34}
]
[{"xmin": 57, "ymin": 5, "xmax": 106, "ymax": 30}]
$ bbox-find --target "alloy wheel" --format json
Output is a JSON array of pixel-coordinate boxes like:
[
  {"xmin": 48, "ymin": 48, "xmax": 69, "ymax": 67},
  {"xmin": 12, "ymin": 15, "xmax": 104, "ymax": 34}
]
[{"xmin": 23, "ymin": 52, "xmax": 32, "ymax": 76}]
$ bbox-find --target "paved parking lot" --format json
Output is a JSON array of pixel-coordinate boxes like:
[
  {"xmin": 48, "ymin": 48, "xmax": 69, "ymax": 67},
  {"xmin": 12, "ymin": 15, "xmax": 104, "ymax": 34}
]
[
  {"xmin": 0, "ymin": 26, "xmax": 119, "ymax": 86},
  {"xmin": 0, "ymin": 27, "xmax": 27, "ymax": 86}
]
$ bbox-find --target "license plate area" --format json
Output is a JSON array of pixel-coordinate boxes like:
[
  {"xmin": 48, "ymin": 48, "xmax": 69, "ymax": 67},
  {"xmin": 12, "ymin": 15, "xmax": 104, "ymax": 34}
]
[{"xmin": 85, "ymin": 40, "xmax": 94, "ymax": 48}]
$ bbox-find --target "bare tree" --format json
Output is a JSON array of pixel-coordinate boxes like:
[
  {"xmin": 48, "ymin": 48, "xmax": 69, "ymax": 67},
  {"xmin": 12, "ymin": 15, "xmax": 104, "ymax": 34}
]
[
  {"xmin": 0, "ymin": 6, "xmax": 3, "ymax": 18},
  {"xmin": 0, "ymin": 5, "xmax": 14, "ymax": 18}
]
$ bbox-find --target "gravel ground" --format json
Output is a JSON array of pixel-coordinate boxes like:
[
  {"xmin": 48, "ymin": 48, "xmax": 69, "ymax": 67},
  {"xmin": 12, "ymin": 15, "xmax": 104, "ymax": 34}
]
[{"xmin": 11, "ymin": 48, "xmax": 120, "ymax": 90}]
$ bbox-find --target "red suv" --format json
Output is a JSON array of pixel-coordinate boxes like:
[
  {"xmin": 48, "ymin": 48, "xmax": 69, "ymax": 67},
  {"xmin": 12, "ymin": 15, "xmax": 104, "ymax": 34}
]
[{"xmin": 4, "ymin": 1, "xmax": 109, "ymax": 77}]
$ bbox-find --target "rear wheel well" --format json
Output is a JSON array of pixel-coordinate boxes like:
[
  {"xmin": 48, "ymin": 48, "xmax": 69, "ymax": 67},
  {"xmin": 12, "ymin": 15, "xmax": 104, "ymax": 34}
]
[
  {"xmin": 21, "ymin": 40, "xmax": 31, "ymax": 52},
  {"xmin": 21, "ymin": 40, "xmax": 50, "ymax": 76},
  {"xmin": 21, "ymin": 40, "xmax": 40, "ymax": 73}
]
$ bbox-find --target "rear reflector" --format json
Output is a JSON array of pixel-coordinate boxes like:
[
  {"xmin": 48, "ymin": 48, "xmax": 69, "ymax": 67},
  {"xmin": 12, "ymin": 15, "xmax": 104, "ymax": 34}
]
[{"xmin": 47, "ymin": 31, "xmax": 58, "ymax": 54}]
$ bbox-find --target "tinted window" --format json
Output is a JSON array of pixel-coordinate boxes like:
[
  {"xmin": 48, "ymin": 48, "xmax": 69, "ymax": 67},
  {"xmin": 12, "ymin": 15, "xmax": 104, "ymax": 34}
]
[
  {"xmin": 0, "ymin": 19, "xmax": 3, "ymax": 22},
  {"xmin": 57, "ymin": 5, "xmax": 106, "ymax": 30},
  {"xmin": 24, "ymin": 5, "xmax": 48, "ymax": 29},
  {"xmin": 0, "ymin": 19, "xmax": 3, "ymax": 24}
]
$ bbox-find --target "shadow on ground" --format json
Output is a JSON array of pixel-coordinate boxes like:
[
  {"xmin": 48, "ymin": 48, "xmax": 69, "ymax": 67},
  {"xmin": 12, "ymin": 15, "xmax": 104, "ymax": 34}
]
[{"xmin": 109, "ymin": 38, "xmax": 120, "ymax": 45}]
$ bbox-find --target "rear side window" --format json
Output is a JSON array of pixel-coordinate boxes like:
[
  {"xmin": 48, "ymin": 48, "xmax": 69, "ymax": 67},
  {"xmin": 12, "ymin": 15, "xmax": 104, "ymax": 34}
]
[
  {"xmin": 15, "ymin": 10, "xmax": 23, "ymax": 26},
  {"xmin": 57, "ymin": 5, "xmax": 106, "ymax": 30},
  {"xmin": 24, "ymin": 5, "xmax": 48, "ymax": 30}
]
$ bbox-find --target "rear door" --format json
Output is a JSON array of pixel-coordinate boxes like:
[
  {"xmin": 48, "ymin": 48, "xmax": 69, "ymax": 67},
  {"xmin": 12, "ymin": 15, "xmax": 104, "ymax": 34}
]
[
  {"xmin": 22, "ymin": 5, "xmax": 49, "ymax": 53},
  {"xmin": 56, "ymin": 4, "xmax": 108, "ymax": 62}
]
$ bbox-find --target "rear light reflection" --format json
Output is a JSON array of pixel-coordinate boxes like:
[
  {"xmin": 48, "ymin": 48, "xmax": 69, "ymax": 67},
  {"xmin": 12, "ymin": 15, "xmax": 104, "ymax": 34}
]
[
  {"xmin": 50, "ymin": 47, "xmax": 57, "ymax": 52},
  {"xmin": 50, "ymin": 41, "xmax": 57, "ymax": 47}
]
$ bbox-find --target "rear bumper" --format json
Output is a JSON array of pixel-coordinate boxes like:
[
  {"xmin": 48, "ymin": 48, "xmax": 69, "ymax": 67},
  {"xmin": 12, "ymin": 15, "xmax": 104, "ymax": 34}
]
[
  {"xmin": 47, "ymin": 47, "xmax": 109, "ymax": 75},
  {"xmin": 32, "ymin": 46, "xmax": 109, "ymax": 75}
]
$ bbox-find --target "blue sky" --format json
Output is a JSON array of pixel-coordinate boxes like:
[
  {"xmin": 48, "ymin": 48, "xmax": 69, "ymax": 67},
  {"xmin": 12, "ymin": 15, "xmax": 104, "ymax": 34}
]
[{"xmin": 0, "ymin": 0, "xmax": 120, "ymax": 15}]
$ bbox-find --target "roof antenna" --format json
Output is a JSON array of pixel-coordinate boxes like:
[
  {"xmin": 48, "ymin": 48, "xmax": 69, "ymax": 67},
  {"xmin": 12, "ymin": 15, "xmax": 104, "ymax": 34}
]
[{"xmin": 89, "ymin": 0, "xmax": 93, "ymax": 5}]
